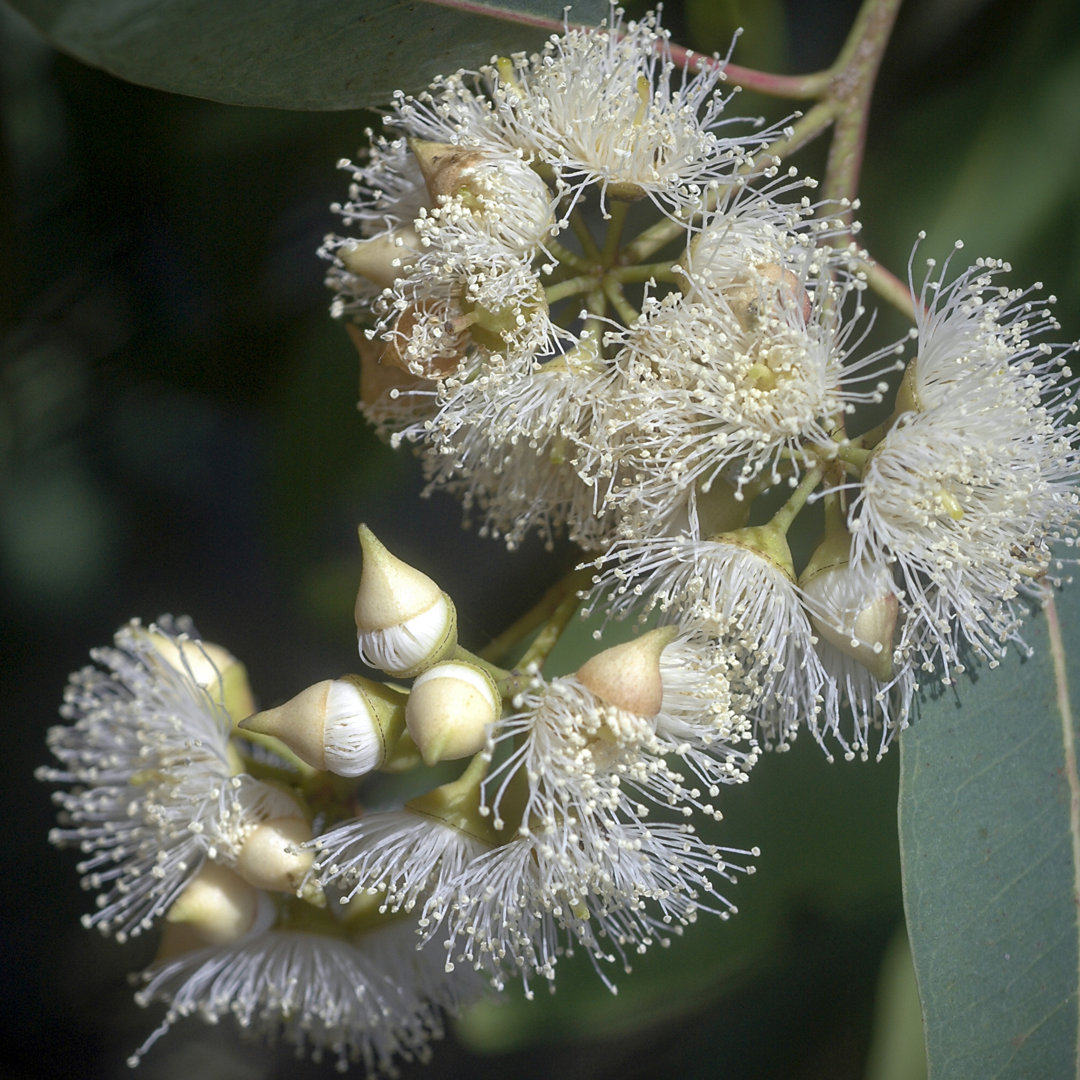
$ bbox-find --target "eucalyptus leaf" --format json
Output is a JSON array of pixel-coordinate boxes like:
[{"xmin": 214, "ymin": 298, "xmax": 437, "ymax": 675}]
[
  {"xmin": 900, "ymin": 581, "xmax": 1080, "ymax": 1078},
  {"xmin": 6, "ymin": 0, "xmax": 607, "ymax": 109}
]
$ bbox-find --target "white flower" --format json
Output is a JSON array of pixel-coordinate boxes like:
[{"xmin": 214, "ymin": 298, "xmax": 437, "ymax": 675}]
[
  {"xmin": 38, "ymin": 617, "xmax": 236, "ymax": 942},
  {"xmin": 129, "ymin": 920, "xmax": 467, "ymax": 1075},
  {"xmin": 591, "ymin": 531, "xmax": 825, "ymax": 750},
  {"xmin": 310, "ymin": 808, "xmax": 493, "ymax": 917},
  {"xmin": 799, "ymin": 552, "xmax": 916, "ymax": 759},
  {"xmin": 902, "ymin": 242, "xmax": 1076, "ymax": 418},
  {"xmin": 597, "ymin": 203, "xmax": 873, "ymax": 528},
  {"xmin": 408, "ymin": 343, "xmax": 620, "ymax": 550},
  {"xmin": 484, "ymin": 7, "xmax": 767, "ymax": 213},
  {"xmin": 850, "ymin": 402, "xmax": 1078, "ymax": 673},
  {"xmin": 448, "ymin": 653, "xmax": 757, "ymax": 990}
]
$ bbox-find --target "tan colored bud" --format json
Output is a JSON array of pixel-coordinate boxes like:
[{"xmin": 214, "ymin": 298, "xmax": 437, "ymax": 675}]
[
  {"xmin": 801, "ymin": 542, "xmax": 899, "ymax": 683},
  {"xmin": 235, "ymin": 814, "xmax": 314, "ymax": 894},
  {"xmin": 381, "ymin": 300, "xmax": 469, "ymax": 379},
  {"xmin": 354, "ymin": 525, "xmax": 458, "ymax": 677},
  {"xmin": 239, "ymin": 676, "xmax": 408, "ymax": 777},
  {"xmin": 725, "ymin": 262, "xmax": 813, "ymax": 330},
  {"xmin": 575, "ymin": 626, "xmax": 677, "ymax": 717},
  {"xmin": 406, "ymin": 661, "xmax": 501, "ymax": 767},
  {"xmin": 347, "ymin": 323, "xmax": 429, "ymax": 412},
  {"xmin": 408, "ymin": 138, "xmax": 485, "ymax": 203},
  {"xmin": 165, "ymin": 862, "xmax": 261, "ymax": 946}
]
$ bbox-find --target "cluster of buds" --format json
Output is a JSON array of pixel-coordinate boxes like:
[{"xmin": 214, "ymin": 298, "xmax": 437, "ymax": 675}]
[{"xmin": 41, "ymin": 526, "xmax": 756, "ymax": 1068}]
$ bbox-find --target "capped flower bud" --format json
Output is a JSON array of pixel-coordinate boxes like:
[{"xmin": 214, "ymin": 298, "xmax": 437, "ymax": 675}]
[
  {"xmin": 235, "ymin": 812, "xmax": 314, "ymax": 894},
  {"xmin": 354, "ymin": 525, "xmax": 458, "ymax": 677},
  {"xmin": 892, "ymin": 357, "xmax": 921, "ymax": 418},
  {"xmin": 146, "ymin": 631, "xmax": 255, "ymax": 722},
  {"xmin": 165, "ymin": 862, "xmax": 261, "ymax": 946},
  {"xmin": 405, "ymin": 661, "xmax": 501, "ymax": 767},
  {"xmin": 239, "ymin": 676, "xmax": 407, "ymax": 777},
  {"xmin": 801, "ymin": 544, "xmax": 899, "ymax": 683},
  {"xmin": 339, "ymin": 229, "xmax": 419, "ymax": 291},
  {"xmin": 575, "ymin": 626, "xmax": 677, "ymax": 717}
]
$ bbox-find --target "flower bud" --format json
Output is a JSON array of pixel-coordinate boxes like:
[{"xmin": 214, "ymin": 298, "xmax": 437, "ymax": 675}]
[
  {"xmin": 575, "ymin": 626, "xmax": 676, "ymax": 717},
  {"xmin": 406, "ymin": 660, "xmax": 501, "ymax": 767},
  {"xmin": 147, "ymin": 632, "xmax": 256, "ymax": 722},
  {"xmin": 801, "ymin": 547, "xmax": 899, "ymax": 683},
  {"xmin": 339, "ymin": 229, "xmax": 419, "ymax": 291},
  {"xmin": 235, "ymin": 812, "xmax": 314, "ymax": 894},
  {"xmin": 239, "ymin": 676, "xmax": 408, "ymax": 777},
  {"xmin": 224, "ymin": 781, "xmax": 315, "ymax": 894},
  {"xmin": 354, "ymin": 525, "xmax": 458, "ymax": 677},
  {"xmin": 382, "ymin": 300, "xmax": 469, "ymax": 379},
  {"xmin": 165, "ymin": 862, "xmax": 261, "ymax": 946},
  {"xmin": 727, "ymin": 263, "xmax": 813, "ymax": 330},
  {"xmin": 348, "ymin": 323, "xmax": 429, "ymax": 412}
]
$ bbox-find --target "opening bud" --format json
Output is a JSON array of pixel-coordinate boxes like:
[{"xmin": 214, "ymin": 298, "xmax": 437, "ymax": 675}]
[
  {"xmin": 409, "ymin": 138, "xmax": 486, "ymax": 204},
  {"xmin": 801, "ymin": 543, "xmax": 899, "ymax": 682},
  {"xmin": 406, "ymin": 660, "xmax": 501, "ymax": 767},
  {"xmin": 354, "ymin": 525, "xmax": 458, "ymax": 677},
  {"xmin": 147, "ymin": 632, "xmax": 255, "ymax": 722},
  {"xmin": 575, "ymin": 626, "xmax": 676, "ymax": 717},
  {"xmin": 230, "ymin": 784, "xmax": 315, "ymax": 894},
  {"xmin": 239, "ymin": 676, "xmax": 408, "ymax": 777}
]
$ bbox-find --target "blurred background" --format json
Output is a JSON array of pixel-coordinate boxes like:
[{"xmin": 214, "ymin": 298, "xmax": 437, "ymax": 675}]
[{"xmin": 2, "ymin": 0, "xmax": 1077, "ymax": 1076}]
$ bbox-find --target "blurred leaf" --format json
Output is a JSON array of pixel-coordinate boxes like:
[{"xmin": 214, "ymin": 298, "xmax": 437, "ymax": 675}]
[
  {"xmin": 864, "ymin": 924, "xmax": 927, "ymax": 1080},
  {"xmin": 6, "ymin": 0, "xmax": 607, "ymax": 110},
  {"xmin": 899, "ymin": 581, "xmax": 1080, "ymax": 1078}
]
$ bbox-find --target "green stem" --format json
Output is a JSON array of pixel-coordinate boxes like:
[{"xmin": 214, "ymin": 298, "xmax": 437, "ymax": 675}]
[
  {"xmin": 610, "ymin": 260, "xmax": 682, "ymax": 284},
  {"xmin": 569, "ymin": 206, "xmax": 602, "ymax": 261},
  {"xmin": 863, "ymin": 258, "xmax": 917, "ymax": 321},
  {"xmin": 622, "ymin": 215, "xmax": 685, "ymax": 264},
  {"xmin": 543, "ymin": 236, "xmax": 591, "ymax": 274},
  {"xmin": 770, "ymin": 465, "xmax": 825, "ymax": 535},
  {"xmin": 545, "ymin": 274, "xmax": 600, "ymax": 305},
  {"xmin": 479, "ymin": 566, "xmax": 593, "ymax": 665},
  {"xmin": 603, "ymin": 277, "xmax": 641, "ymax": 327},
  {"xmin": 835, "ymin": 442, "xmax": 872, "ymax": 470},
  {"xmin": 517, "ymin": 574, "xmax": 588, "ymax": 673},
  {"xmin": 820, "ymin": 0, "xmax": 905, "ymax": 217},
  {"xmin": 758, "ymin": 99, "xmax": 839, "ymax": 165},
  {"xmin": 668, "ymin": 44, "xmax": 835, "ymax": 100},
  {"xmin": 600, "ymin": 198, "xmax": 631, "ymax": 265}
]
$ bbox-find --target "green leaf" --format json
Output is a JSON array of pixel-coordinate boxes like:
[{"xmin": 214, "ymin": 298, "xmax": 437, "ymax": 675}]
[
  {"xmin": 6, "ymin": 0, "xmax": 607, "ymax": 109},
  {"xmin": 899, "ymin": 581, "xmax": 1080, "ymax": 1078}
]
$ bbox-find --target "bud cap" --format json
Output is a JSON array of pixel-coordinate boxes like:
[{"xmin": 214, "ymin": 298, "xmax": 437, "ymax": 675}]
[{"xmin": 575, "ymin": 626, "xmax": 676, "ymax": 717}]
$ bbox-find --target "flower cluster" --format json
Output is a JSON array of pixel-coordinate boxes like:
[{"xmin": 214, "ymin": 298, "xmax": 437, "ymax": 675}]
[
  {"xmin": 325, "ymin": 8, "xmax": 1079, "ymax": 761},
  {"xmin": 41, "ymin": 5, "xmax": 1080, "ymax": 1075}
]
